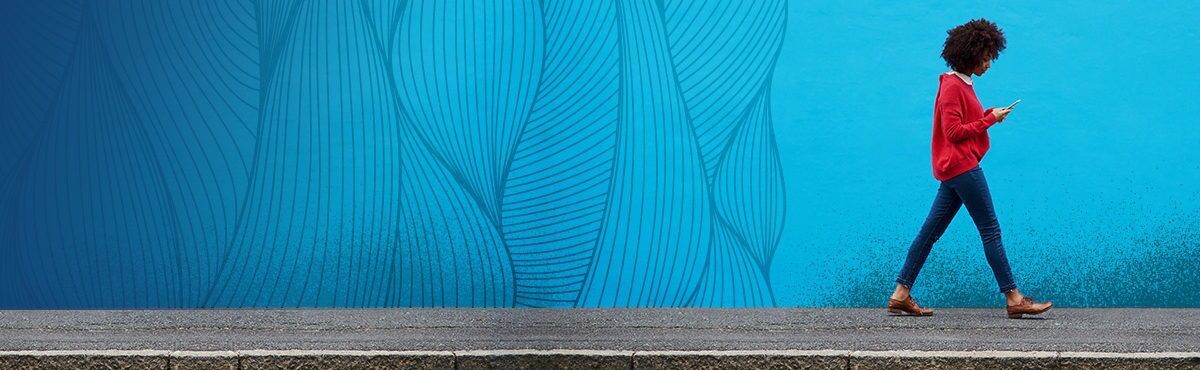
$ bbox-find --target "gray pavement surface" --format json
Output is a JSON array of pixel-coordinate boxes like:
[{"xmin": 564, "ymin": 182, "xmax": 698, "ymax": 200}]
[{"xmin": 1, "ymin": 308, "xmax": 1197, "ymax": 353}]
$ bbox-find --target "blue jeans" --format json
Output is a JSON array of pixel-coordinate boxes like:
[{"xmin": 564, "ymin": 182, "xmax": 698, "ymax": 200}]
[{"xmin": 895, "ymin": 166, "xmax": 1018, "ymax": 293}]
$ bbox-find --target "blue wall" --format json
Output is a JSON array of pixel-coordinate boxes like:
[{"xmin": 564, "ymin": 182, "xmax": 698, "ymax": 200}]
[
  {"xmin": 0, "ymin": 0, "xmax": 1196, "ymax": 308},
  {"xmin": 774, "ymin": 1, "xmax": 1200, "ymax": 307}
]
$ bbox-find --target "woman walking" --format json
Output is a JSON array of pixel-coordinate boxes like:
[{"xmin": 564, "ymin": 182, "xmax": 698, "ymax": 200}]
[{"xmin": 886, "ymin": 18, "xmax": 1052, "ymax": 319}]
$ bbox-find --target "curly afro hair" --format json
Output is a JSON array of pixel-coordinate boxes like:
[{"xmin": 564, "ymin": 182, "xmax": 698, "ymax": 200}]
[{"xmin": 941, "ymin": 18, "xmax": 1006, "ymax": 74}]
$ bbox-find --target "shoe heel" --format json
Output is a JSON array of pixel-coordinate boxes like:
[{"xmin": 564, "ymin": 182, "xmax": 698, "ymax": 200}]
[{"xmin": 1008, "ymin": 313, "xmax": 1022, "ymax": 319}]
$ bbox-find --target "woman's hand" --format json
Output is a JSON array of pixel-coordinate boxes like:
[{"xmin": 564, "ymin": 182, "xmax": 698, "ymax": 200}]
[{"xmin": 990, "ymin": 107, "xmax": 1011, "ymax": 121}]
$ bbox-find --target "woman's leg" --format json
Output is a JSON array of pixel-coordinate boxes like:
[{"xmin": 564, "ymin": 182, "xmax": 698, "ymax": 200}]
[
  {"xmin": 894, "ymin": 181, "xmax": 963, "ymax": 297},
  {"xmin": 949, "ymin": 167, "xmax": 1018, "ymax": 294}
]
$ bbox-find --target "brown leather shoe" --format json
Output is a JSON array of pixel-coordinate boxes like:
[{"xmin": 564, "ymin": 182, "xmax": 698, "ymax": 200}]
[
  {"xmin": 887, "ymin": 296, "xmax": 933, "ymax": 316},
  {"xmin": 1006, "ymin": 297, "xmax": 1053, "ymax": 318}
]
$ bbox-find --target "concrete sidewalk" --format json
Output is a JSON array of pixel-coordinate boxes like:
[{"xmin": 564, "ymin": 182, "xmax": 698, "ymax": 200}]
[{"xmin": 1, "ymin": 308, "xmax": 1197, "ymax": 368}]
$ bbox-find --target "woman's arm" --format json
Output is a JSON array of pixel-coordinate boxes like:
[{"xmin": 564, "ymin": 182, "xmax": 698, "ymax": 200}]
[{"xmin": 940, "ymin": 94, "xmax": 999, "ymax": 143}]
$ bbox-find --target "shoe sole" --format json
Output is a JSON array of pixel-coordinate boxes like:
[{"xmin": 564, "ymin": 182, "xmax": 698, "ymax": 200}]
[
  {"xmin": 1007, "ymin": 303, "xmax": 1053, "ymax": 319},
  {"xmin": 887, "ymin": 308, "xmax": 932, "ymax": 316}
]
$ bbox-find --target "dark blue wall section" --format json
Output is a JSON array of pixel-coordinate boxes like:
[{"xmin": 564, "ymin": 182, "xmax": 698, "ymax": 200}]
[{"xmin": 0, "ymin": 0, "xmax": 786, "ymax": 308}]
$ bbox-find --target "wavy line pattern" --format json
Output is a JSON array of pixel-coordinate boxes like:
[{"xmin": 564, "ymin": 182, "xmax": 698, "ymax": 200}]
[
  {"xmin": 3, "ymin": 12, "xmax": 185, "ymax": 308},
  {"xmin": 502, "ymin": 0, "xmax": 620, "ymax": 307},
  {"xmin": 395, "ymin": 136, "xmax": 513, "ymax": 307},
  {"xmin": 0, "ymin": 0, "xmax": 788, "ymax": 308},
  {"xmin": 714, "ymin": 89, "xmax": 786, "ymax": 275},
  {"xmin": 0, "ymin": 0, "xmax": 84, "ymax": 190},
  {"xmin": 392, "ymin": 0, "xmax": 542, "ymax": 220},
  {"xmin": 90, "ymin": 0, "xmax": 260, "ymax": 307},
  {"xmin": 665, "ymin": 0, "xmax": 786, "ymax": 178},
  {"xmin": 578, "ymin": 0, "xmax": 713, "ymax": 307},
  {"xmin": 204, "ymin": 0, "xmax": 402, "ymax": 307},
  {"xmin": 699, "ymin": 89, "xmax": 785, "ymax": 307},
  {"xmin": 0, "ymin": 1, "xmax": 87, "ymax": 307}
]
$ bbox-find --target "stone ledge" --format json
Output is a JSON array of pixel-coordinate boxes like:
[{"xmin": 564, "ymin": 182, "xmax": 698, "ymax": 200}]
[
  {"xmin": 236, "ymin": 350, "xmax": 454, "ymax": 370},
  {"xmin": 0, "ymin": 350, "xmax": 170, "ymax": 370},
  {"xmin": 1, "ymin": 349, "xmax": 1198, "ymax": 369},
  {"xmin": 634, "ymin": 349, "xmax": 850, "ymax": 369},
  {"xmin": 456, "ymin": 349, "xmax": 632, "ymax": 370},
  {"xmin": 169, "ymin": 350, "xmax": 239, "ymax": 370},
  {"xmin": 849, "ymin": 350, "xmax": 1058, "ymax": 370},
  {"xmin": 1057, "ymin": 351, "xmax": 1200, "ymax": 370}
]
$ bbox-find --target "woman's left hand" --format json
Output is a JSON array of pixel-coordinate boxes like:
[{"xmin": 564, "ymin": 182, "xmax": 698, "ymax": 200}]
[{"xmin": 990, "ymin": 107, "xmax": 1011, "ymax": 122}]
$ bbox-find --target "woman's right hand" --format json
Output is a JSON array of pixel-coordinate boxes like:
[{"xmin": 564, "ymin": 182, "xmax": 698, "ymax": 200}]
[{"xmin": 991, "ymin": 107, "xmax": 1011, "ymax": 121}]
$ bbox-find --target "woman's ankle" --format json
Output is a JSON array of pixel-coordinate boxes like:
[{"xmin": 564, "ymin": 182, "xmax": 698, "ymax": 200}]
[
  {"xmin": 891, "ymin": 284, "xmax": 911, "ymax": 300},
  {"xmin": 1004, "ymin": 289, "xmax": 1024, "ymax": 305}
]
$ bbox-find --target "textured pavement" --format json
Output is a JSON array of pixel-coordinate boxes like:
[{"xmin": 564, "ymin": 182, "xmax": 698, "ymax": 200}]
[{"xmin": 1, "ymin": 308, "xmax": 1197, "ymax": 353}]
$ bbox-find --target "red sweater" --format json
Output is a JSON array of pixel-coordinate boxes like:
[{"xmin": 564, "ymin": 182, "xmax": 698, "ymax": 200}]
[{"xmin": 931, "ymin": 72, "xmax": 1002, "ymax": 181}]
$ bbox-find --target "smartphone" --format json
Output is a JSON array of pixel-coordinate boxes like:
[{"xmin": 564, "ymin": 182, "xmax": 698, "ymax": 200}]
[{"xmin": 1004, "ymin": 99, "xmax": 1021, "ymax": 110}]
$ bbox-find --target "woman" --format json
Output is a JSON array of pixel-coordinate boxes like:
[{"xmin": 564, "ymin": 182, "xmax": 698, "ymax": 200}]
[{"xmin": 886, "ymin": 18, "xmax": 1053, "ymax": 319}]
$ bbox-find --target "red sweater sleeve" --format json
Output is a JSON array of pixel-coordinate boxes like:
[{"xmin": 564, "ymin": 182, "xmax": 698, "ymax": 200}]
[{"xmin": 939, "ymin": 88, "xmax": 998, "ymax": 143}]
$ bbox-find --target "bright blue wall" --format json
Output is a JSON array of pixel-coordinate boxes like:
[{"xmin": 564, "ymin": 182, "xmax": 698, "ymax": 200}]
[
  {"xmin": 0, "ymin": 1, "xmax": 1196, "ymax": 308},
  {"xmin": 774, "ymin": 1, "xmax": 1200, "ymax": 307}
]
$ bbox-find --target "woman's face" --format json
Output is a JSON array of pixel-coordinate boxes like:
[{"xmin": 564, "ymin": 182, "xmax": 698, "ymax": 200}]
[{"xmin": 973, "ymin": 53, "xmax": 995, "ymax": 76}]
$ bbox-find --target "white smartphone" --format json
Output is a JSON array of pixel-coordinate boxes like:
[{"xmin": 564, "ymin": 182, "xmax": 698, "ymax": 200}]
[{"xmin": 1004, "ymin": 99, "xmax": 1021, "ymax": 110}]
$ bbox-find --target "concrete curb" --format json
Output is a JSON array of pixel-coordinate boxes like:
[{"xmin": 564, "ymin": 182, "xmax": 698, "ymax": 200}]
[
  {"xmin": 633, "ymin": 349, "xmax": 851, "ymax": 369},
  {"xmin": 458, "ymin": 349, "xmax": 631, "ymax": 369},
  {"xmin": 1057, "ymin": 352, "xmax": 1200, "ymax": 370},
  {"xmin": 170, "ymin": 350, "xmax": 239, "ymax": 370},
  {"xmin": 1, "ymin": 349, "xmax": 1198, "ymax": 369},
  {"xmin": 0, "ymin": 350, "xmax": 169, "ymax": 370},
  {"xmin": 849, "ymin": 350, "xmax": 1058, "ymax": 369},
  {"xmin": 237, "ymin": 350, "xmax": 453, "ymax": 370}
]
